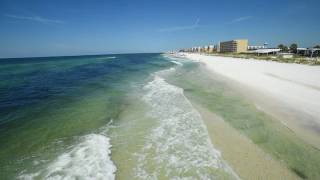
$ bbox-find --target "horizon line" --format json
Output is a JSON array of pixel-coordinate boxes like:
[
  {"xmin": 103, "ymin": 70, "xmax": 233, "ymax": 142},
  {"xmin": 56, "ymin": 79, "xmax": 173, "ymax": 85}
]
[{"xmin": 0, "ymin": 52, "xmax": 165, "ymax": 60}]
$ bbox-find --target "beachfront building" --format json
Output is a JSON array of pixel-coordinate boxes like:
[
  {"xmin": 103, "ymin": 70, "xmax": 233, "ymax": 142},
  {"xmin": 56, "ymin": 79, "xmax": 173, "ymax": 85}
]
[
  {"xmin": 253, "ymin": 48, "xmax": 281, "ymax": 56},
  {"xmin": 297, "ymin": 48, "xmax": 320, "ymax": 57},
  {"xmin": 219, "ymin": 39, "xmax": 248, "ymax": 53},
  {"xmin": 248, "ymin": 45, "xmax": 265, "ymax": 50},
  {"xmin": 215, "ymin": 43, "xmax": 220, "ymax": 53},
  {"xmin": 297, "ymin": 48, "xmax": 307, "ymax": 55},
  {"xmin": 202, "ymin": 46, "xmax": 208, "ymax": 53},
  {"xmin": 208, "ymin": 45, "xmax": 215, "ymax": 53}
]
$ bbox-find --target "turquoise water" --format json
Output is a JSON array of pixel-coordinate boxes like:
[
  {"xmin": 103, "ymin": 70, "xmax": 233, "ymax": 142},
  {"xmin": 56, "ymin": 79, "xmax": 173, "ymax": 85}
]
[
  {"xmin": 3, "ymin": 53, "xmax": 320, "ymax": 179},
  {"xmin": 165, "ymin": 59, "xmax": 320, "ymax": 179},
  {"xmin": 0, "ymin": 54, "xmax": 238, "ymax": 179},
  {"xmin": 0, "ymin": 54, "xmax": 168, "ymax": 179}
]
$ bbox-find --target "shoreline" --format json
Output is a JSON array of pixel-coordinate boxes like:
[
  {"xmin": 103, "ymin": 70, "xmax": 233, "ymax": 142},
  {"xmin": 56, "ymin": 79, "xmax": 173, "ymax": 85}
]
[
  {"xmin": 165, "ymin": 53, "xmax": 320, "ymax": 179},
  {"xmin": 172, "ymin": 52, "xmax": 320, "ymax": 65},
  {"xmin": 191, "ymin": 102, "xmax": 298, "ymax": 179},
  {"xmin": 181, "ymin": 52, "xmax": 320, "ymax": 149},
  {"xmin": 158, "ymin": 59, "xmax": 298, "ymax": 179}
]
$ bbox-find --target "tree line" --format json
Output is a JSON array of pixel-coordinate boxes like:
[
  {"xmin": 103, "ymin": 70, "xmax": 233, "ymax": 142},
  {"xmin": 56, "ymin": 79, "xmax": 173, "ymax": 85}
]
[{"xmin": 277, "ymin": 44, "xmax": 320, "ymax": 53}]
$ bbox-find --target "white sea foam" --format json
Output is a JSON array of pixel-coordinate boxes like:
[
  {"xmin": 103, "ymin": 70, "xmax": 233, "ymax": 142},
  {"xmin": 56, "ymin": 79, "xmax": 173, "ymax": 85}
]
[
  {"xmin": 154, "ymin": 67, "xmax": 176, "ymax": 76},
  {"xmin": 19, "ymin": 134, "xmax": 116, "ymax": 180},
  {"xmin": 97, "ymin": 56, "xmax": 117, "ymax": 60},
  {"xmin": 162, "ymin": 54, "xmax": 185, "ymax": 63},
  {"xmin": 170, "ymin": 60, "xmax": 183, "ymax": 66},
  {"xmin": 134, "ymin": 75, "xmax": 238, "ymax": 179}
]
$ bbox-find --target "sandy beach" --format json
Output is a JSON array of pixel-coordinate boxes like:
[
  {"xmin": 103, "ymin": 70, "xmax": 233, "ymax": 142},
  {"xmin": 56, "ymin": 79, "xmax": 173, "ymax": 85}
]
[
  {"xmin": 193, "ymin": 102, "xmax": 299, "ymax": 180},
  {"xmin": 182, "ymin": 53, "xmax": 320, "ymax": 148}
]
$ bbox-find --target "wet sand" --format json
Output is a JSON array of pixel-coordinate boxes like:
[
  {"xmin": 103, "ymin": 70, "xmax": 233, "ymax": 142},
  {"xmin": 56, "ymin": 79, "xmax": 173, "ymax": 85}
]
[
  {"xmin": 222, "ymin": 76, "xmax": 320, "ymax": 150},
  {"xmin": 164, "ymin": 55, "xmax": 320, "ymax": 179},
  {"xmin": 192, "ymin": 102, "xmax": 298, "ymax": 180}
]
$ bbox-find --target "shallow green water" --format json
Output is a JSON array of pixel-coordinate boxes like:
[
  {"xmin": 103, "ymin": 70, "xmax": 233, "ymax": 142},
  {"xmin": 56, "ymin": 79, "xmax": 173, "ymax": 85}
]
[
  {"xmin": 0, "ymin": 54, "xmax": 239, "ymax": 179},
  {"xmin": 166, "ymin": 60, "xmax": 320, "ymax": 179},
  {"xmin": 0, "ymin": 54, "xmax": 174, "ymax": 179}
]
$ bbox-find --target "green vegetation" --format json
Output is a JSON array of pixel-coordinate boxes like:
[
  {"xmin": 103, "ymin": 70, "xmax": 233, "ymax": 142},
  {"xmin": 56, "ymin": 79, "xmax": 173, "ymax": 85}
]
[
  {"xmin": 290, "ymin": 43, "xmax": 298, "ymax": 53},
  {"xmin": 168, "ymin": 65, "xmax": 320, "ymax": 179},
  {"xmin": 278, "ymin": 44, "xmax": 289, "ymax": 52},
  {"xmin": 201, "ymin": 52, "xmax": 320, "ymax": 65}
]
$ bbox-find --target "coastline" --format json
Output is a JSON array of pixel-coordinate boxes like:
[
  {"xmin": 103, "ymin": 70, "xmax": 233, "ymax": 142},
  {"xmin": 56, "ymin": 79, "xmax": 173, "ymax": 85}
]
[
  {"xmin": 173, "ymin": 52, "xmax": 320, "ymax": 65},
  {"xmin": 192, "ymin": 102, "xmax": 299, "ymax": 179},
  {"xmin": 166, "ymin": 53, "xmax": 320, "ymax": 179},
  {"xmin": 181, "ymin": 52, "xmax": 320, "ymax": 149}
]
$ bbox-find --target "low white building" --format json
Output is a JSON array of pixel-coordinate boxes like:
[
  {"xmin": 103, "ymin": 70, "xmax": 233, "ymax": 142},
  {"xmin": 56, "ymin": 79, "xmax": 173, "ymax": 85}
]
[
  {"xmin": 253, "ymin": 48, "xmax": 281, "ymax": 55},
  {"xmin": 297, "ymin": 48, "xmax": 320, "ymax": 57},
  {"xmin": 248, "ymin": 45, "xmax": 265, "ymax": 50}
]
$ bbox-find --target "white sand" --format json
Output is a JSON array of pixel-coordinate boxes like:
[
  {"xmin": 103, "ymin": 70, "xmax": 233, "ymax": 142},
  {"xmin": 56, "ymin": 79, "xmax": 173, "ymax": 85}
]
[{"xmin": 182, "ymin": 53, "xmax": 320, "ymax": 147}]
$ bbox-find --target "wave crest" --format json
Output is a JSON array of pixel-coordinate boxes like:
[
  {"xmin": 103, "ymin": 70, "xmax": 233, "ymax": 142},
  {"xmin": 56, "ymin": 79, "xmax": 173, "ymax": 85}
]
[
  {"xmin": 19, "ymin": 134, "xmax": 116, "ymax": 180},
  {"xmin": 134, "ymin": 75, "xmax": 238, "ymax": 179}
]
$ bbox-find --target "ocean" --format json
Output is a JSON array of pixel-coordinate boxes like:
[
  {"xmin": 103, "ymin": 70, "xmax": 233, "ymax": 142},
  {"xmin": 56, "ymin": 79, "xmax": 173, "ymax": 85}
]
[
  {"xmin": 0, "ymin": 54, "xmax": 238, "ymax": 179},
  {"xmin": 2, "ymin": 53, "xmax": 320, "ymax": 179}
]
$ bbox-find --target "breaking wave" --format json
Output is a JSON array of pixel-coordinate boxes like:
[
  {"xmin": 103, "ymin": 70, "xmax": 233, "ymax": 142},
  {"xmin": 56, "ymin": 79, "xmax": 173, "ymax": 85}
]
[
  {"xmin": 171, "ymin": 60, "xmax": 183, "ymax": 66},
  {"xmin": 19, "ymin": 134, "xmax": 116, "ymax": 180},
  {"xmin": 134, "ymin": 74, "xmax": 239, "ymax": 179}
]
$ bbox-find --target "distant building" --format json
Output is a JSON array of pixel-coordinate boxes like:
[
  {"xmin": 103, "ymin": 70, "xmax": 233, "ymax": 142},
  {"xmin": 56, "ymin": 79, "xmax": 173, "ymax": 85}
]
[
  {"xmin": 297, "ymin": 48, "xmax": 320, "ymax": 57},
  {"xmin": 202, "ymin": 46, "xmax": 208, "ymax": 52},
  {"xmin": 220, "ymin": 39, "xmax": 248, "ymax": 53},
  {"xmin": 296, "ymin": 48, "xmax": 308, "ymax": 55},
  {"xmin": 253, "ymin": 48, "xmax": 281, "ymax": 56},
  {"xmin": 208, "ymin": 45, "xmax": 215, "ymax": 53},
  {"xmin": 215, "ymin": 43, "xmax": 220, "ymax": 53},
  {"xmin": 248, "ymin": 45, "xmax": 265, "ymax": 50}
]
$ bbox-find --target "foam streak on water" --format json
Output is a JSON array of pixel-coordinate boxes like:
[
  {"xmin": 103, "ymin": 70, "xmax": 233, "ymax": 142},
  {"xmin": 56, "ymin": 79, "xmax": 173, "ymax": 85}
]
[
  {"xmin": 19, "ymin": 134, "xmax": 116, "ymax": 180},
  {"xmin": 170, "ymin": 60, "xmax": 183, "ymax": 66},
  {"xmin": 134, "ymin": 74, "xmax": 238, "ymax": 179}
]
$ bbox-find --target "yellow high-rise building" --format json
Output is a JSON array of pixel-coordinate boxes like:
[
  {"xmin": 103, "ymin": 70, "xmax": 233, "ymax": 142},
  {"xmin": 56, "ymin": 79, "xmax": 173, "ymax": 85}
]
[{"xmin": 219, "ymin": 39, "xmax": 248, "ymax": 53}]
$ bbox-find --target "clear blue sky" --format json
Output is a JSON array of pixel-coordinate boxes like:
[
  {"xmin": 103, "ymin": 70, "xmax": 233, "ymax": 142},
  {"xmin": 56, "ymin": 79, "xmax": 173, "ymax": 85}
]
[{"xmin": 0, "ymin": 0, "xmax": 319, "ymax": 58}]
